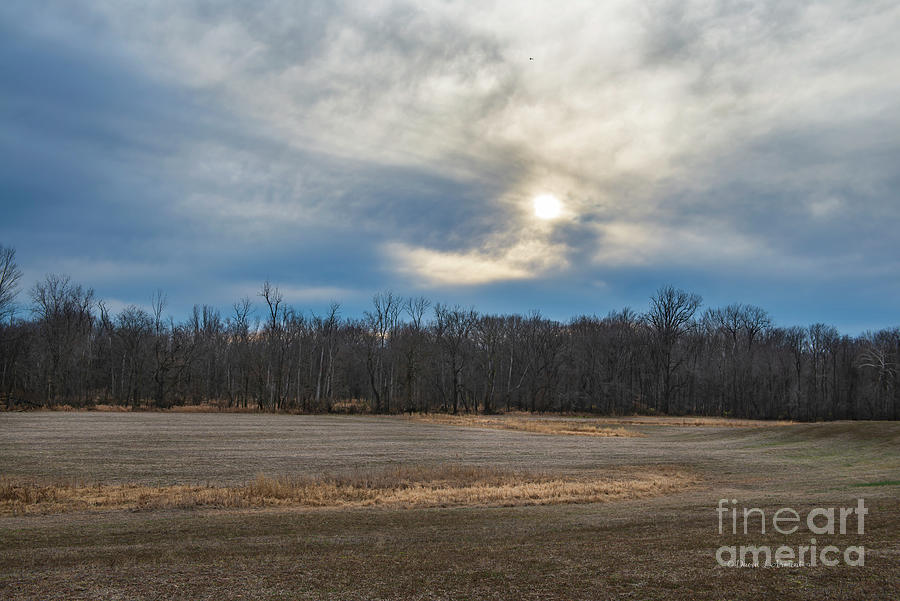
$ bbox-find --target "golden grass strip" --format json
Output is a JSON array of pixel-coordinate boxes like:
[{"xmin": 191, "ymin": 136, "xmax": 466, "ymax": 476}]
[
  {"xmin": 576, "ymin": 416, "xmax": 796, "ymax": 427},
  {"xmin": 0, "ymin": 466, "xmax": 695, "ymax": 515},
  {"xmin": 406, "ymin": 413, "xmax": 794, "ymax": 432},
  {"xmin": 404, "ymin": 414, "xmax": 644, "ymax": 437}
]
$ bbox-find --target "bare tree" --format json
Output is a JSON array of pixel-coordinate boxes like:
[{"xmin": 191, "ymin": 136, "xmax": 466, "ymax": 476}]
[
  {"xmin": 0, "ymin": 244, "xmax": 22, "ymax": 322},
  {"xmin": 857, "ymin": 336, "xmax": 897, "ymax": 419},
  {"xmin": 401, "ymin": 296, "xmax": 431, "ymax": 412},
  {"xmin": 314, "ymin": 302, "xmax": 341, "ymax": 406},
  {"xmin": 227, "ymin": 297, "xmax": 253, "ymax": 407},
  {"xmin": 260, "ymin": 280, "xmax": 283, "ymax": 333},
  {"xmin": 474, "ymin": 315, "xmax": 503, "ymax": 414},
  {"xmin": 117, "ymin": 305, "xmax": 152, "ymax": 407},
  {"xmin": 30, "ymin": 274, "xmax": 95, "ymax": 405},
  {"xmin": 364, "ymin": 291, "xmax": 402, "ymax": 413},
  {"xmin": 434, "ymin": 304, "xmax": 477, "ymax": 414},
  {"xmin": 259, "ymin": 281, "xmax": 286, "ymax": 409},
  {"xmin": 646, "ymin": 285, "xmax": 702, "ymax": 413}
]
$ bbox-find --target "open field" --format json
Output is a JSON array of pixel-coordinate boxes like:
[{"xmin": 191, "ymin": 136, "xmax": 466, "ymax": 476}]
[{"xmin": 1, "ymin": 413, "xmax": 898, "ymax": 600}]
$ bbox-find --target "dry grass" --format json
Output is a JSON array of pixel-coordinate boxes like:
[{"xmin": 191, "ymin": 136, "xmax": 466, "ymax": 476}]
[
  {"xmin": 407, "ymin": 412, "xmax": 794, "ymax": 432},
  {"xmin": 329, "ymin": 398, "xmax": 372, "ymax": 414},
  {"xmin": 40, "ymin": 402, "xmax": 362, "ymax": 414},
  {"xmin": 84, "ymin": 403, "xmax": 132, "ymax": 412},
  {"xmin": 406, "ymin": 414, "xmax": 644, "ymax": 436},
  {"xmin": 26, "ymin": 402, "xmax": 262, "ymax": 413},
  {"xmin": 0, "ymin": 465, "xmax": 694, "ymax": 515},
  {"xmin": 167, "ymin": 403, "xmax": 259, "ymax": 413},
  {"xmin": 6, "ymin": 402, "xmax": 795, "ymax": 426},
  {"xmin": 586, "ymin": 415, "xmax": 796, "ymax": 427}
]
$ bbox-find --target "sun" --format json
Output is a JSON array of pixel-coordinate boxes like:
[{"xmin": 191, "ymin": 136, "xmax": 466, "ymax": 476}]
[{"xmin": 533, "ymin": 194, "xmax": 562, "ymax": 220}]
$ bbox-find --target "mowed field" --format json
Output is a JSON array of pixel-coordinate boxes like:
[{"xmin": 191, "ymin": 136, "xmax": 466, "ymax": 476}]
[{"xmin": 1, "ymin": 413, "xmax": 898, "ymax": 600}]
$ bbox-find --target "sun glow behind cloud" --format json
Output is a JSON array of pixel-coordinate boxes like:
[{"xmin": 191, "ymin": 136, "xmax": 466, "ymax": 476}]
[{"xmin": 533, "ymin": 194, "xmax": 562, "ymax": 220}]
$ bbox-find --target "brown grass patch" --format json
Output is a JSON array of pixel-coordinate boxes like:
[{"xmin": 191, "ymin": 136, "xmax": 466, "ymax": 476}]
[
  {"xmin": 87, "ymin": 403, "xmax": 132, "ymax": 412},
  {"xmin": 588, "ymin": 415, "xmax": 796, "ymax": 427},
  {"xmin": 0, "ymin": 466, "xmax": 695, "ymax": 515},
  {"xmin": 406, "ymin": 414, "xmax": 644, "ymax": 437},
  {"xmin": 407, "ymin": 412, "xmax": 793, "ymax": 432},
  {"xmin": 167, "ymin": 403, "xmax": 260, "ymax": 413}
]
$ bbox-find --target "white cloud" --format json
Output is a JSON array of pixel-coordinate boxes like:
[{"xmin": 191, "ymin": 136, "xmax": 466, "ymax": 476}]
[{"xmin": 384, "ymin": 238, "xmax": 567, "ymax": 286}]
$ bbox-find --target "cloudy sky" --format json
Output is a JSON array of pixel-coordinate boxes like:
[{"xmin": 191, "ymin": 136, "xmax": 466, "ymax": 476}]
[{"xmin": 2, "ymin": 1, "xmax": 899, "ymax": 331}]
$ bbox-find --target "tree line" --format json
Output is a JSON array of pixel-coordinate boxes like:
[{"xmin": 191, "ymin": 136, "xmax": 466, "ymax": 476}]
[{"xmin": 0, "ymin": 244, "xmax": 897, "ymax": 419}]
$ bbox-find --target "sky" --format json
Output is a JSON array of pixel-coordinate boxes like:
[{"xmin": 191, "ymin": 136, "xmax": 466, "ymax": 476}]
[{"xmin": 1, "ymin": 0, "xmax": 899, "ymax": 332}]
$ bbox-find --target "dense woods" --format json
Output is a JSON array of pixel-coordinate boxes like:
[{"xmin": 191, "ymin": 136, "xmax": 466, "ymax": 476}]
[{"xmin": 0, "ymin": 245, "xmax": 897, "ymax": 420}]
